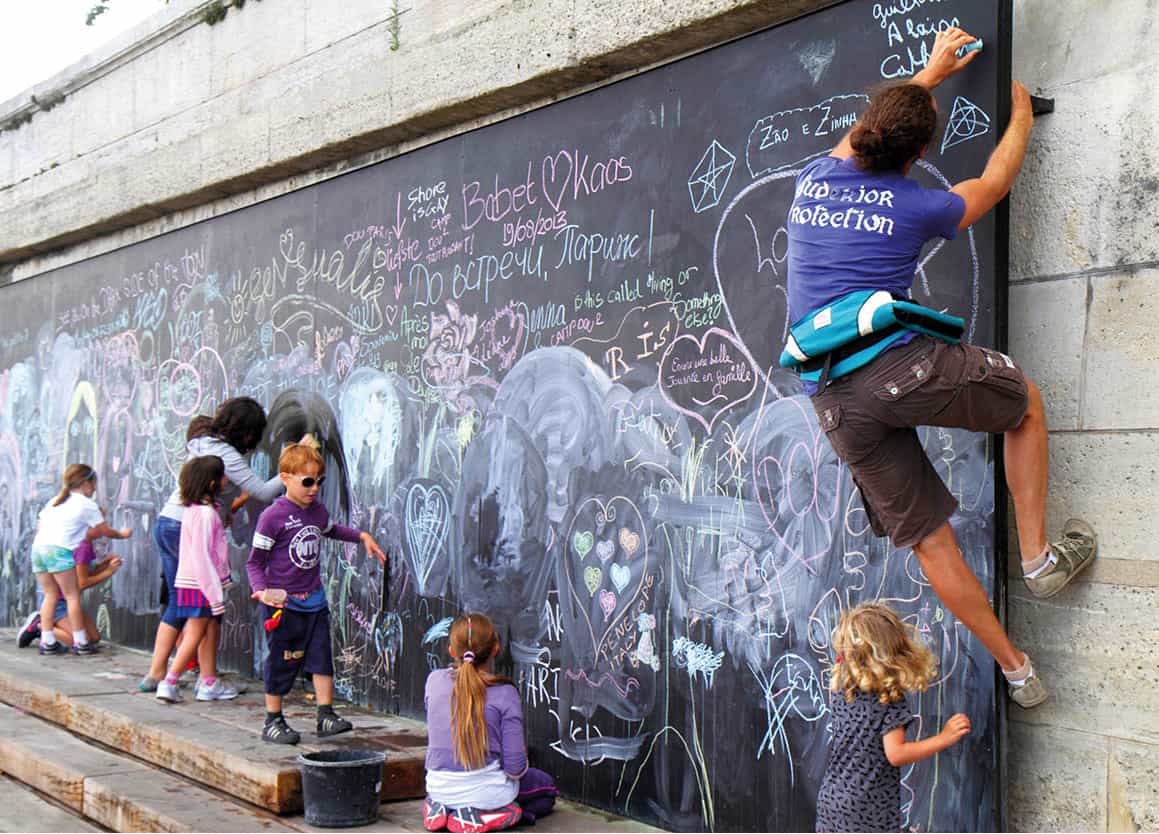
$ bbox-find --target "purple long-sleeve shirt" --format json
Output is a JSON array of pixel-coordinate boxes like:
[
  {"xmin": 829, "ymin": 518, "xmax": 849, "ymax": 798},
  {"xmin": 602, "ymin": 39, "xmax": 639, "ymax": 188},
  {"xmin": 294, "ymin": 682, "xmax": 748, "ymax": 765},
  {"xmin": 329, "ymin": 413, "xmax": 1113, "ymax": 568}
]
[
  {"xmin": 424, "ymin": 668, "xmax": 528, "ymax": 776},
  {"xmin": 245, "ymin": 497, "xmax": 360, "ymax": 595}
]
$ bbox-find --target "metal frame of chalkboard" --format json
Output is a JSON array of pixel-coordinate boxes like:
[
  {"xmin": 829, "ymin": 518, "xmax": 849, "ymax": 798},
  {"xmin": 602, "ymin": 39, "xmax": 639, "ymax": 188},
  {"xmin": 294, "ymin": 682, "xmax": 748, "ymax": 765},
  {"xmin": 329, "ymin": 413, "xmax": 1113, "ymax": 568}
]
[{"xmin": 994, "ymin": 2, "xmax": 1014, "ymax": 830}]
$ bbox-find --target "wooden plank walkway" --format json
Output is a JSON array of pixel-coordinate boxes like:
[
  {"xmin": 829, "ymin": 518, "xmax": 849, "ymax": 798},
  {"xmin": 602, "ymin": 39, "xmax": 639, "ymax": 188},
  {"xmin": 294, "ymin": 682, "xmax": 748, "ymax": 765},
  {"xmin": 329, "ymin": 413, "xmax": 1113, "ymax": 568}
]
[{"xmin": 0, "ymin": 633, "xmax": 660, "ymax": 832}]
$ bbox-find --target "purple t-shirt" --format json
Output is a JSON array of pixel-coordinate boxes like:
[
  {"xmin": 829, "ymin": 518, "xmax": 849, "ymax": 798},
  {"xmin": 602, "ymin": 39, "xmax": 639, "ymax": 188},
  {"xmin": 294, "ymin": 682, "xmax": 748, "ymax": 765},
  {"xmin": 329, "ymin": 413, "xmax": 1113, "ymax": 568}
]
[
  {"xmin": 424, "ymin": 668, "xmax": 528, "ymax": 776},
  {"xmin": 786, "ymin": 155, "xmax": 965, "ymax": 325},
  {"xmin": 246, "ymin": 496, "xmax": 360, "ymax": 595}
]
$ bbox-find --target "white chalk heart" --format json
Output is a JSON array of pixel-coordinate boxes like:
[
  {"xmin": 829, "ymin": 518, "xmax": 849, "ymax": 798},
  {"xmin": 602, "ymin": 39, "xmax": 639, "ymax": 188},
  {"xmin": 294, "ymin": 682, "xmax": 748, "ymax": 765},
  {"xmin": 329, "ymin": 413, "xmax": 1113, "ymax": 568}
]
[{"xmin": 610, "ymin": 563, "xmax": 631, "ymax": 594}]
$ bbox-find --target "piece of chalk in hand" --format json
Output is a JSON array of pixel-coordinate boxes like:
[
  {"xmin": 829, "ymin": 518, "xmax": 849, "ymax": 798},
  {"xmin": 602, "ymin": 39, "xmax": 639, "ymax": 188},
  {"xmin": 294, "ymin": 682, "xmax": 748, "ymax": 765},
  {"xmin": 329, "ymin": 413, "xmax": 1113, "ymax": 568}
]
[{"xmin": 956, "ymin": 39, "xmax": 983, "ymax": 58}]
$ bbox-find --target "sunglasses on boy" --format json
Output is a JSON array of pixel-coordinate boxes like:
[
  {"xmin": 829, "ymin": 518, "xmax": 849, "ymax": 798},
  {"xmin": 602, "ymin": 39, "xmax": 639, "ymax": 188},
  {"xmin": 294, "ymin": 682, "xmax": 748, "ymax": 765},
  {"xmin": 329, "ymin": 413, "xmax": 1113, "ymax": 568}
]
[{"xmin": 289, "ymin": 474, "xmax": 326, "ymax": 488}]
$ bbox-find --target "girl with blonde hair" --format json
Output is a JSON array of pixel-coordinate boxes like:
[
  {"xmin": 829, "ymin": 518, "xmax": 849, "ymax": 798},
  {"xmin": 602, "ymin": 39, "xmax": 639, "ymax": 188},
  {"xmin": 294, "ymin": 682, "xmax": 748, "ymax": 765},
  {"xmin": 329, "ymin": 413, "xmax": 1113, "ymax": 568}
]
[
  {"xmin": 422, "ymin": 613, "xmax": 557, "ymax": 833},
  {"xmin": 815, "ymin": 603, "xmax": 970, "ymax": 832}
]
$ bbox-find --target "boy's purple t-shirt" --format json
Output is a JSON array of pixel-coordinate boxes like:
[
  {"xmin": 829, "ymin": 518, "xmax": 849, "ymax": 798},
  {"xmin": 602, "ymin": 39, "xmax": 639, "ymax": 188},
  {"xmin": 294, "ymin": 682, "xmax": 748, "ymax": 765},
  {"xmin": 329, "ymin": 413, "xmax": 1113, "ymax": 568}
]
[
  {"xmin": 245, "ymin": 496, "xmax": 360, "ymax": 595},
  {"xmin": 424, "ymin": 667, "xmax": 528, "ymax": 776},
  {"xmin": 786, "ymin": 155, "xmax": 965, "ymax": 324}
]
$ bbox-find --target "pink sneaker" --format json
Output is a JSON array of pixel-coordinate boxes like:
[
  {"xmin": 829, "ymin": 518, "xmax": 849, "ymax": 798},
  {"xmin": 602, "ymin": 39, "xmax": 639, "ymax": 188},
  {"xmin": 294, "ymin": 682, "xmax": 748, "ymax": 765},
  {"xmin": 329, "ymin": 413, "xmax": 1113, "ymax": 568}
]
[
  {"xmin": 446, "ymin": 803, "xmax": 522, "ymax": 833},
  {"xmin": 423, "ymin": 798, "xmax": 449, "ymax": 831}
]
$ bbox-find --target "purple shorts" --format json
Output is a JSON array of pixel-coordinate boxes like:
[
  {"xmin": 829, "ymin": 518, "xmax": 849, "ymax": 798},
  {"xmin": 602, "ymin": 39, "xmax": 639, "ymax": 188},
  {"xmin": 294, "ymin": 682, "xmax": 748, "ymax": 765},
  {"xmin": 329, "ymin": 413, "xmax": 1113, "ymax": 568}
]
[{"xmin": 517, "ymin": 768, "xmax": 558, "ymax": 822}]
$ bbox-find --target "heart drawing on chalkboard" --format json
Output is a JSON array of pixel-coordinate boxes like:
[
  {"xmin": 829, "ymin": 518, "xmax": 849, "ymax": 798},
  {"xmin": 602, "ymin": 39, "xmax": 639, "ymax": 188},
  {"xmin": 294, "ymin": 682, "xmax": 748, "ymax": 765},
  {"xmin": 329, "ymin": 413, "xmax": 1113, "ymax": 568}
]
[
  {"xmin": 598, "ymin": 589, "xmax": 617, "ymax": 621},
  {"xmin": 573, "ymin": 530, "xmax": 594, "ymax": 560},
  {"xmin": 610, "ymin": 563, "xmax": 631, "ymax": 594},
  {"xmin": 618, "ymin": 528, "xmax": 639, "ymax": 557},
  {"xmin": 541, "ymin": 149, "xmax": 573, "ymax": 212},
  {"xmin": 658, "ymin": 326, "xmax": 758, "ymax": 433},
  {"xmin": 561, "ymin": 496, "xmax": 652, "ymax": 667},
  {"xmin": 404, "ymin": 482, "xmax": 450, "ymax": 595},
  {"xmin": 584, "ymin": 566, "xmax": 602, "ymax": 596}
]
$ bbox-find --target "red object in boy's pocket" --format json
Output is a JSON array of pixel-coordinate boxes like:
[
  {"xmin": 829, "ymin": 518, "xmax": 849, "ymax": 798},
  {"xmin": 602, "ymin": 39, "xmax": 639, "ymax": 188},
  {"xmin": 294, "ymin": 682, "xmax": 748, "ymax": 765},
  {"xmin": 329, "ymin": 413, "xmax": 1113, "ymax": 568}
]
[{"xmin": 264, "ymin": 609, "xmax": 283, "ymax": 632}]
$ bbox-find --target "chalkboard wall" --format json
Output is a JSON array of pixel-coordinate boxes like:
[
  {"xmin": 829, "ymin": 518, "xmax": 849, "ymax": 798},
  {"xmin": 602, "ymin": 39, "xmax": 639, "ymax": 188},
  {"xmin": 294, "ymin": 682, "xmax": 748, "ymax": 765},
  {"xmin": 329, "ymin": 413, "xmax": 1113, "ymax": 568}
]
[{"xmin": 0, "ymin": 1, "xmax": 1010, "ymax": 829}]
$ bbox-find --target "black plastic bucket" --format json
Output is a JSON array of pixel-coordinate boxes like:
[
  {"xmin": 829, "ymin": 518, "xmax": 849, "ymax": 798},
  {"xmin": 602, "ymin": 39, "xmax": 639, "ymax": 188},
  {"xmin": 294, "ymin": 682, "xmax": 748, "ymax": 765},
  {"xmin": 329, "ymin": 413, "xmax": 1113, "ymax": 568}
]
[{"xmin": 298, "ymin": 749, "xmax": 386, "ymax": 828}]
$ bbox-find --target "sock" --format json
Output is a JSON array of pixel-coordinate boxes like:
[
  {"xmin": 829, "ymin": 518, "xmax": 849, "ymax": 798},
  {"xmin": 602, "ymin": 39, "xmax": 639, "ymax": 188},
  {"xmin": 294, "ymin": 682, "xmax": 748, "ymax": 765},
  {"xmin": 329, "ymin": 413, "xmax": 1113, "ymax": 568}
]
[
  {"xmin": 164, "ymin": 674, "xmax": 179, "ymax": 686},
  {"xmin": 266, "ymin": 711, "xmax": 283, "ymax": 725},
  {"xmin": 318, "ymin": 704, "xmax": 337, "ymax": 718},
  {"xmin": 1022, "ymin": 545, "xmax": 1056, "ymax": 579},
  {"xmin": 73, "ymin": 629, "xmax": 88, "ymax": 647},
  {"xmin": 1002, "ymin": 655, "xmax": 1033, "ymax": 686},
  {"xmin": 201, "ymin": 675, "xmax": 218, "ymax": 688},
  {"xmin": 41, "ymin": 632, "xmax": 58, "ymax": 647}
]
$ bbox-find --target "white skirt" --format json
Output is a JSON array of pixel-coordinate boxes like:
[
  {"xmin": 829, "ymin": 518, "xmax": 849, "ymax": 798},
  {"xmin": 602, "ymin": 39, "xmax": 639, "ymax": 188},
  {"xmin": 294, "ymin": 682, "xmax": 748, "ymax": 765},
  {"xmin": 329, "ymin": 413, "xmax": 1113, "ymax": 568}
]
[{"xmin": 426, "ymin": 760, "xmax": 519, "ymax": 809}]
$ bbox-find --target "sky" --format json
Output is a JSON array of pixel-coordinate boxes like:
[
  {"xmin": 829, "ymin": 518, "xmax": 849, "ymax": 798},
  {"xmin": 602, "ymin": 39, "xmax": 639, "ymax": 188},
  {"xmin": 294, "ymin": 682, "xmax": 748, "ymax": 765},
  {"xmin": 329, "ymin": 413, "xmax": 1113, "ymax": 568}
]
[{"xmin": 0, "ymin": 0, "xmax": 164, "ymax": 103}]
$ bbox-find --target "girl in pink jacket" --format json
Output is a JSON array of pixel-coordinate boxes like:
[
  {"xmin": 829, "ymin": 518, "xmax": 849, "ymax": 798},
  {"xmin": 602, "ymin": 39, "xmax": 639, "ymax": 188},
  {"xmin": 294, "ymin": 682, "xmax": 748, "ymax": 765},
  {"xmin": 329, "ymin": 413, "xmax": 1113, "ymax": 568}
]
[{"xmin": 156, "ymin": 456, "xmax": 235, "ymax": 704}]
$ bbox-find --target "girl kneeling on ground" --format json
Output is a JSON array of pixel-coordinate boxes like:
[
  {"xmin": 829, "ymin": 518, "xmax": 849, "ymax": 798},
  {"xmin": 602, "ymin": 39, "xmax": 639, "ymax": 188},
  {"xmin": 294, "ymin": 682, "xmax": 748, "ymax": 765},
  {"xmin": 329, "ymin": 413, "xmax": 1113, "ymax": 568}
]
[{"xmin": 423, "ymin": 613, "xmax": 558, "ymax": 833}]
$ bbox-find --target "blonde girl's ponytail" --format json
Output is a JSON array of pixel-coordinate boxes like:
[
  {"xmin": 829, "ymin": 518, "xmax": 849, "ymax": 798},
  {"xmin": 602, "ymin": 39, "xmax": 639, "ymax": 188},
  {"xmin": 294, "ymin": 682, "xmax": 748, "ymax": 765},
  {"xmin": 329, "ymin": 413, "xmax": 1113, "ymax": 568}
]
[
  {"xmin": 447, "ymin": 613, "xmax": 513, "ymax": 770},
  {"xmin": 54, "ymin": 464, "xmax": 95, "ymax": 506}
]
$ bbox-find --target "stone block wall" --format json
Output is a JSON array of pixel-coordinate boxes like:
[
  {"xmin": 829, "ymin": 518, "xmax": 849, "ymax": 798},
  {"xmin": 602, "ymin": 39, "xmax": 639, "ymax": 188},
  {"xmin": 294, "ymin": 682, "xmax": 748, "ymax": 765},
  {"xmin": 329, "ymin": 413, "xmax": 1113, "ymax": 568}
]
[
  {"xmin": 1, "ymin": 0, "xmax": 1155, "ymax": 828},
  {"xmin": 1006, "ymin": 1, "xmax": 1159, "ymax": 830}
]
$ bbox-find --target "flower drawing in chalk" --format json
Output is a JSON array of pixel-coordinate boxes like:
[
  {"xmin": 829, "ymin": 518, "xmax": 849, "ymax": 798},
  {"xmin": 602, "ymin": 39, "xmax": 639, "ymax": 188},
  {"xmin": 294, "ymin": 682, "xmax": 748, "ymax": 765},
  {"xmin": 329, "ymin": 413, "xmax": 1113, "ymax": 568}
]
[{"xmin": 633, "ymin": 612, "xmax": 660, "ymax": 672}]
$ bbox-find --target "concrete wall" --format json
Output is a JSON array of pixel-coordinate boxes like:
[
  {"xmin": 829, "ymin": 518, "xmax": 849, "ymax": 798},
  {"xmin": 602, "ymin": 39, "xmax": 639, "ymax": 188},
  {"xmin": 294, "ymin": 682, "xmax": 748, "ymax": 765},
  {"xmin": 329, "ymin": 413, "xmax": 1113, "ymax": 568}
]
[
  {"xmin": 0, "ymin": 0, "xmax": 821, "ymax": 276},
  {"xmin": 1005, "ymin": 2, "xmax": 1159, "ymax": 831},
  {"xmin": 1, "ymin": 0, "xmax": 1156, "ymax": 829}
]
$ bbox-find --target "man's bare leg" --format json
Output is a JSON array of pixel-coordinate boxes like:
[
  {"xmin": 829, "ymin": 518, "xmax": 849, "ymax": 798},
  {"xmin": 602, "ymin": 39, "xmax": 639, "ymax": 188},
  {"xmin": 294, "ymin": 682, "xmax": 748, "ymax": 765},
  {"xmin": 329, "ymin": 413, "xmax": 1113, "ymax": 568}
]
[
  {"xmin": 1003, "ymin": 374, "xmax": 1096, "ymax": 601},
  {"xmin": 913, "ymin": 522, "xmax": 1024, "ymax": 672},
  {"xmin": 1005, "ymin": 378, "xmax": 1049, "ymax": 565}
]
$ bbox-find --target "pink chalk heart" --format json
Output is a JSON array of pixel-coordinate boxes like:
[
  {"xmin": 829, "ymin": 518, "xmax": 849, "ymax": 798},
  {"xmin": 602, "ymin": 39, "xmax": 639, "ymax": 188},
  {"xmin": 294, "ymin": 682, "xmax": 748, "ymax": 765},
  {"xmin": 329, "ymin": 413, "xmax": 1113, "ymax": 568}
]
[
  {"xmin": 658, "ymin": 326, "xmax": 758, "ymax": 433},
  {"xmin": 584, "ymin": 566, "xmax": 602, "ymax": 596},
  {"xmin": 541, "ymin": 149, "xmax": 573, "ymax": 212},
  {"xmin": 595, "ymin": 539, "xmax": 615, "ymax": 563},
  {"xmin": 618, "ymin": 528, "xmax": 640, "ymax": 557},
  {"xmin": 599, "ymin": 589, "xmax": 617, "ymax": 621}
]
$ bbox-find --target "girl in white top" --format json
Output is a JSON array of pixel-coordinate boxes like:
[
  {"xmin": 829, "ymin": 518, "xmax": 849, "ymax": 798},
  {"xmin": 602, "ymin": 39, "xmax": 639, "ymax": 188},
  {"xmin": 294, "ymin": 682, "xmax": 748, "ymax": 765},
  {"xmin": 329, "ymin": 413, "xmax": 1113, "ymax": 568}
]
[{"xmin": 32, "ymin": 463, "xmax": 131, "ymax": 655}]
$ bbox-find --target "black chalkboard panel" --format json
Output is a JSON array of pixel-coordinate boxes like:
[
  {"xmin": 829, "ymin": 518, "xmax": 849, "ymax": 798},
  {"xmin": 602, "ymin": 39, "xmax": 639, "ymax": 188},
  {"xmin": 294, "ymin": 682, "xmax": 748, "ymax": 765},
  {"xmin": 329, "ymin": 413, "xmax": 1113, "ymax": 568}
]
[{"xmin": 0, "ymin": 1, "xmax": 1010, "ymax": 829}]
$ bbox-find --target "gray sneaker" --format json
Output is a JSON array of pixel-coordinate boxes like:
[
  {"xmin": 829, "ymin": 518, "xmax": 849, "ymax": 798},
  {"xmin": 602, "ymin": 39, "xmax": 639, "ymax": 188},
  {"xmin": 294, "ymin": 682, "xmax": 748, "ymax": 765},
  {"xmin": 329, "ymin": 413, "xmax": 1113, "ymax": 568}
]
[
  {"xmin": 155, "ymin": 680, "xmax": 183, "ymax": 703},
  {"xmin": 1008, "ymin": 663, "xmax": 1049, "ymax": 709},
  {"xmin": 195, "ymin": 680, "xmax": 239, "ymax": 701},
  {"xmin": 1024, "ymin": 518, "xmax": 1097, "ymax": 599}
]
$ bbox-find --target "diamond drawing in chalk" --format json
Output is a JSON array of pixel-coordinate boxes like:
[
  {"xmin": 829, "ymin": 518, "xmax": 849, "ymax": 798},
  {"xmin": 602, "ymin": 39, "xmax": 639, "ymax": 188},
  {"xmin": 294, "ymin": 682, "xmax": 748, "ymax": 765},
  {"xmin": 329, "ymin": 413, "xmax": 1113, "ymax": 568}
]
[
  {"xmin": 941, "ymin": 96, "xmax": 991, "ymax": 154},
  {"xmin": 688, "ymin": 140, "xmax": 736, "ymax": 213}
]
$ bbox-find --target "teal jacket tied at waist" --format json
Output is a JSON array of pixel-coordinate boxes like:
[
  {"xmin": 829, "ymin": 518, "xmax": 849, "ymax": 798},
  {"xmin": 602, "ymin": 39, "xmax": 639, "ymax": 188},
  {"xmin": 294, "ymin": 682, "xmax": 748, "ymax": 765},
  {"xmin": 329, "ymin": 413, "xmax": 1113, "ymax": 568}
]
[{"xmin": 779, "ymin": 290, "xmax": 965, "ymax": 385}]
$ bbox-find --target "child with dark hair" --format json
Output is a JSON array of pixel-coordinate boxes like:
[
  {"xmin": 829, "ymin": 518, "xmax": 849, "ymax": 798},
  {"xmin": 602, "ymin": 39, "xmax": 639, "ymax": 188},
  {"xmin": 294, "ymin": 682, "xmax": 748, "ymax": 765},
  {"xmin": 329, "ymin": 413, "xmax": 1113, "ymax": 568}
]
[
  {"xmin": 185, "ymin": 414, "xmax": 215, "ymax": 441},
  {"xmin": 155, "ymin": 455, "xmax": 236, "ymax": 704},
  {"xmin": 247, "ymin": 441, "xmax": 386, "ymax": 744},
  {"xmin": 423, "ymin": 612, "xmax": 558, "ymax": 833},
  {"xmin": 142, "ymin": 399, "xmax": 284, "ymax": 692}
]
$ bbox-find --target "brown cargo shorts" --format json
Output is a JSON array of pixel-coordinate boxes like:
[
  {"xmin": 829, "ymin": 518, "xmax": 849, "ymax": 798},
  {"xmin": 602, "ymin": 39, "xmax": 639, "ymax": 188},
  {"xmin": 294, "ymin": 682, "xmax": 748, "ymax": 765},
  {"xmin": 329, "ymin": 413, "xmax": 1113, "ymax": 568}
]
[{"xmin": 811, "ymin": 335, "xmax": 1029, "ymax": 548}]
